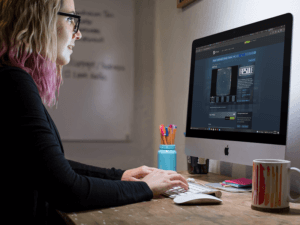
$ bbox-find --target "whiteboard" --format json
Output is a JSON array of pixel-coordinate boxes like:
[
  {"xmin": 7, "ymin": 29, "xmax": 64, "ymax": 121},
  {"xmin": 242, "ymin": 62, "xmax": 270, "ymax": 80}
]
[{"xmin": 45, "ymin": 0, "xmax": 134, "ymax": 142}]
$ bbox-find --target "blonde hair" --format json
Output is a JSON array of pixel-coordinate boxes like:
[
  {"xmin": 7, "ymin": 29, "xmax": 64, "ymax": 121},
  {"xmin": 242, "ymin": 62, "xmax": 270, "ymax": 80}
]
[{"xmin": 0, "ymin": 0, "xmax": 64, "ymax": 109}]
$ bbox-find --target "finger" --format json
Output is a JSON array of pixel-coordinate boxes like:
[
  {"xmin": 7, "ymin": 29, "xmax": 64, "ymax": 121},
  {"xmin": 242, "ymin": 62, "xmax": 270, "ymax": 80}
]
[
  {"xmin": 171, "ymin": 180, "xmax": 189, "ymax": 191},
  {"xmin": 166, "ymin": 171, "xmax": 188, "ymax": 184},
  {"xmin": 180, "ymin": 175, "xmax": 189, "ymax": 186},
  {"xmin": 171, "ymin": 174, "xmax": 189, "ymax": 187},
  {"xmin": 172, "ymin": 173, "xmax": 188, "ymax": 186}
]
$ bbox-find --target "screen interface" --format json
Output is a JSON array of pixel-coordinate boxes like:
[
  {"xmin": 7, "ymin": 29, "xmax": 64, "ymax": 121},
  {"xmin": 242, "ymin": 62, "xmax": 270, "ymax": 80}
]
[{"xmin": 191, "ymin": 25, "xmax": 285, "ymax": 135}]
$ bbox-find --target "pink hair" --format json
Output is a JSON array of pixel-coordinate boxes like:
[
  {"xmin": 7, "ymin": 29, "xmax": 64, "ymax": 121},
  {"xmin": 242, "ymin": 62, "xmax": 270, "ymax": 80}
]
[
  {"xmin": 0, "ymin": 0, "xmax": 63, "ymax": 109},
  {"xmin": 0, "ymin": 41, "xmax": 63, "ymax": 109}
]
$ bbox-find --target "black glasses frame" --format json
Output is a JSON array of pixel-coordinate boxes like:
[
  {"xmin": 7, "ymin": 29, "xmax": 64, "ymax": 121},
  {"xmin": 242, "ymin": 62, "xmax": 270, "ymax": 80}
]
[{"xmin": 57, "ymin": 12, "xmax": 81, "ymax": 34}]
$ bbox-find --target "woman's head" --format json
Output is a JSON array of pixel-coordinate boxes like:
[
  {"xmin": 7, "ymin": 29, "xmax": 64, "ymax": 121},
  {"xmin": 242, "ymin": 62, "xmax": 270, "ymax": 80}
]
[
  {"xmin": 0, "ymin": 0, "xmax": 82, "ymax": 109},
  {"xmin": 57, "ymin": 0, "xmax": 82, "ymax": 66}
]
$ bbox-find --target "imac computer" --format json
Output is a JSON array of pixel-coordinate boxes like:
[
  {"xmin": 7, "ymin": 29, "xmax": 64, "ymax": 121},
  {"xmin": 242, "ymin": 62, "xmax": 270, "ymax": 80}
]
[{"xmin": 185, "ymin": 13, "xmax": 293, "ymax": 166}]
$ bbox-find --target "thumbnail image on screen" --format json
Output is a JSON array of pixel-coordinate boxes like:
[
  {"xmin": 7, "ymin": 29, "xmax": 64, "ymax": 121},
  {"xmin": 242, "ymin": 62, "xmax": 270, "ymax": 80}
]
[{"xmin": 210, "ymin": 65, "xmax": 255, "ymax": 104}]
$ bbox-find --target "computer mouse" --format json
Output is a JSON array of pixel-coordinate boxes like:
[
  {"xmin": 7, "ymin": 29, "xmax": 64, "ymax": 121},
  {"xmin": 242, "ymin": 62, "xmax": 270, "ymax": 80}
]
[{"xmin": 173, "ymin": 193, "xmax": 223, "ymax": 205}]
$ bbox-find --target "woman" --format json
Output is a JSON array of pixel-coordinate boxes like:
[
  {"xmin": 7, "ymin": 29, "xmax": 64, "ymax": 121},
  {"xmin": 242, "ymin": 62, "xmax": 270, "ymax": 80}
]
[{"xmin": 0, "ymin": 0, "xmax": 189, "ymax": 224}]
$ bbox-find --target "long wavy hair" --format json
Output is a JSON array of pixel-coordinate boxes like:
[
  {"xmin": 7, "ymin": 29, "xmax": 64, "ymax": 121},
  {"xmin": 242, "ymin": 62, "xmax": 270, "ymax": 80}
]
[{"xmin": 0, "ymin": 0, "xmax": 64, "ymax": 109}]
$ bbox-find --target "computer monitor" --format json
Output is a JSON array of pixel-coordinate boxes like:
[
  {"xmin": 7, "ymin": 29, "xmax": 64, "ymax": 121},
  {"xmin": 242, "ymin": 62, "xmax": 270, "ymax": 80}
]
[{"xmin": 185, "ymin": 13, "xmax": 293, "ymax": 166}]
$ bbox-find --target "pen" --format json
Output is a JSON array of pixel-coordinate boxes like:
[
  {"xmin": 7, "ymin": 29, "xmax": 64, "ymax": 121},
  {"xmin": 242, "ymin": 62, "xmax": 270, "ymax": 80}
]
[
  {"xmin": 165, "ymin": 127, "xmax": 169, "ymax": 144},
  {"xmin": 159, "ymin": 124, "xmax": 177, "ymax": 145}
]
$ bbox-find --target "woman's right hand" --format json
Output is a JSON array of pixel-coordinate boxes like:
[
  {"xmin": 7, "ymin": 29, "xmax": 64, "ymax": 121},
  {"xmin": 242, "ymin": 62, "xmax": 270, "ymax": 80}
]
[{"xmin": 140, "ymin": 169, "xmax": 189, "ymax": 198}]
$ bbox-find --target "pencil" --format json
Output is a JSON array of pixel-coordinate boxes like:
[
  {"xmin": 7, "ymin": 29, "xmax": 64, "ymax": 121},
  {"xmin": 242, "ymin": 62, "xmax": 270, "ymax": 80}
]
[
  {"xmin": 173, "ymin": 127, "xmax": 177, "ymax": 144},
  {"xmin": 159, "ymin": 124, "xmax": 177, "ymax": 145},
  {"xmin": 160, "ymin": 126, "xmax": 167, "ymax": 145},
  {"xmin": 169, "ymin": 126, "xmax": 172, "ymax": 144},
  {"xmin": 159, "ymin": 125, "xmax": 164, "ymax": 144}
]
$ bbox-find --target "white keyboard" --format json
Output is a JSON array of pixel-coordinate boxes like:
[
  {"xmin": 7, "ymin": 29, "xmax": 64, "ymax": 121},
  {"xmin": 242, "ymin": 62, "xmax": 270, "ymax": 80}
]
[{"xmin": 162, "ymin": 178, "xmax": 222, "ymax": 199}]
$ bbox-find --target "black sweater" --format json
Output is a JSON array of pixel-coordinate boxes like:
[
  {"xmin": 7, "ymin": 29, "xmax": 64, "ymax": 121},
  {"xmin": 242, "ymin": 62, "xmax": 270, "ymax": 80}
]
[{"xmin": 1, "ymin": 65, "xmax": 153, "ymax": 225}]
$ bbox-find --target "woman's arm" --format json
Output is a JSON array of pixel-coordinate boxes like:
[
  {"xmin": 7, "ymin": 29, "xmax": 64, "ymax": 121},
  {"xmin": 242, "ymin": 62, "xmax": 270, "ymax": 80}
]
[{"xmin": 67, "ymin": 159, "xmax": 126, "ymax": 180}]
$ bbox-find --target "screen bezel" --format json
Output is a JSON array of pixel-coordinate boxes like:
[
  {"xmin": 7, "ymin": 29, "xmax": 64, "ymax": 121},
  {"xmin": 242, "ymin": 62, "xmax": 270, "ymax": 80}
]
[{"xmin": 185, "ymin": 13, "xmax": 293, "ymax": 145}]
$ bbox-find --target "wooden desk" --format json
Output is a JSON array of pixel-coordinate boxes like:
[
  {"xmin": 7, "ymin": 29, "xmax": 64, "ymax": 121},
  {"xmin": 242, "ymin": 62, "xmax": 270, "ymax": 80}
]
[{"xmin": 57, "ymin": 171, "xmax": 300, "ymax": 225}]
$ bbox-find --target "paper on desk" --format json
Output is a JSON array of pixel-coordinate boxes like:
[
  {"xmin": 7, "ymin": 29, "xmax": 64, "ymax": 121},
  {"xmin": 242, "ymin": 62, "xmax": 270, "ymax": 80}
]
[{"xmin": 204, "ymin": 183, "xmax": 252, "ymax": 193}]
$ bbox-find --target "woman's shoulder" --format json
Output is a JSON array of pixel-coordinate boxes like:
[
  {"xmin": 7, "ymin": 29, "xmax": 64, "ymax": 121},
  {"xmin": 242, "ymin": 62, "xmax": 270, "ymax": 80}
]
[{"xmin": 0, "ymin": 64, "xmax": 29, "ymax": 74}]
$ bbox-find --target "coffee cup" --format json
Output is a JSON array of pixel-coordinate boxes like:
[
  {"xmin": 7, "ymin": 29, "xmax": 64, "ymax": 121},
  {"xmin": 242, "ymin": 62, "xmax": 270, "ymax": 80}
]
[{"xmin": 251, "ymin": 159, "xmax": 300, "ymax": 212}]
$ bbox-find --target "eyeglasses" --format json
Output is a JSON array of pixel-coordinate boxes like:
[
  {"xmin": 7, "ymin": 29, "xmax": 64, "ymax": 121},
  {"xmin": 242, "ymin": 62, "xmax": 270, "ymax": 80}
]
[{"xmin": 57, "ymin": 12, "xmax": 81, "ymax": 34}]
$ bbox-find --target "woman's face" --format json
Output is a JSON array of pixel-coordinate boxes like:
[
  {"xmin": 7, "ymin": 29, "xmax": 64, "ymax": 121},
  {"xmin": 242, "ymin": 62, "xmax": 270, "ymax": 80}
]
[{"xmin": 56, "ymin": 0, "xmax": 82, "ymax": 66}]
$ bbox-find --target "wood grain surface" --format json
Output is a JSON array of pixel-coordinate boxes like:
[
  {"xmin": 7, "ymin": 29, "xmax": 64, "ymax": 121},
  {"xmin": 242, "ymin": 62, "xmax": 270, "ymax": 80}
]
[{"xmin": 57, "ymin": 171, "xmax": 300, "ymax": 225}]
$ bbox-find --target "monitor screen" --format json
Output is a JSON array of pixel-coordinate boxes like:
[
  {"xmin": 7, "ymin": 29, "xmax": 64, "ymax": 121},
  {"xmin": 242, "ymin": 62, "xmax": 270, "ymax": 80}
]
[{"xmin": 186, "ymin": 13, "xmax": 293, "ymax": 146}]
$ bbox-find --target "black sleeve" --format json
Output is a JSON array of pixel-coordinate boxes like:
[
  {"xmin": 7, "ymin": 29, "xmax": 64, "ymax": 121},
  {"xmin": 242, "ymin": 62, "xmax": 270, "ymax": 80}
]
[
  {"xmin": 2, "ymin": 68, "xmax": 153, "ymax": 213},
  {"xmin": 37, "ymin": 147, "xmax": 153, "ymax": 212},
  {"xmin": 67, "ymin": 159, "xmax": 126, "ymax": 180}
]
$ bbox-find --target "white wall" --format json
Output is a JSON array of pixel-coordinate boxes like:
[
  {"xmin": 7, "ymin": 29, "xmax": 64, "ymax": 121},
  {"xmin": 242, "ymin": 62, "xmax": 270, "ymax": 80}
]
[
  {"xmin": 153, "ymin": 0, "xmax": 300, "ymax": 195},
  {"xmin": 63, "ymin": 0, "xmax": 155, "ymax": 171}
]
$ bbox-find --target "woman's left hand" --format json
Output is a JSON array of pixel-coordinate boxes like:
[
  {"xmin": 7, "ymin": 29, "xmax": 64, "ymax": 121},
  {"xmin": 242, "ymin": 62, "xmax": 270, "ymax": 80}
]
[{"xmin": 121, "ymin": 165, "xmax": 160, "ymax": 181}]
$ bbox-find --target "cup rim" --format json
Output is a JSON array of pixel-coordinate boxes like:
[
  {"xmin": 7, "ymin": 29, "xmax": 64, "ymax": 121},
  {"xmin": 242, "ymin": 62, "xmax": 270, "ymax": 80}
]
[{"xmin": 253, "ymin": 159, "xmax": 290, "ymax": 164}]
